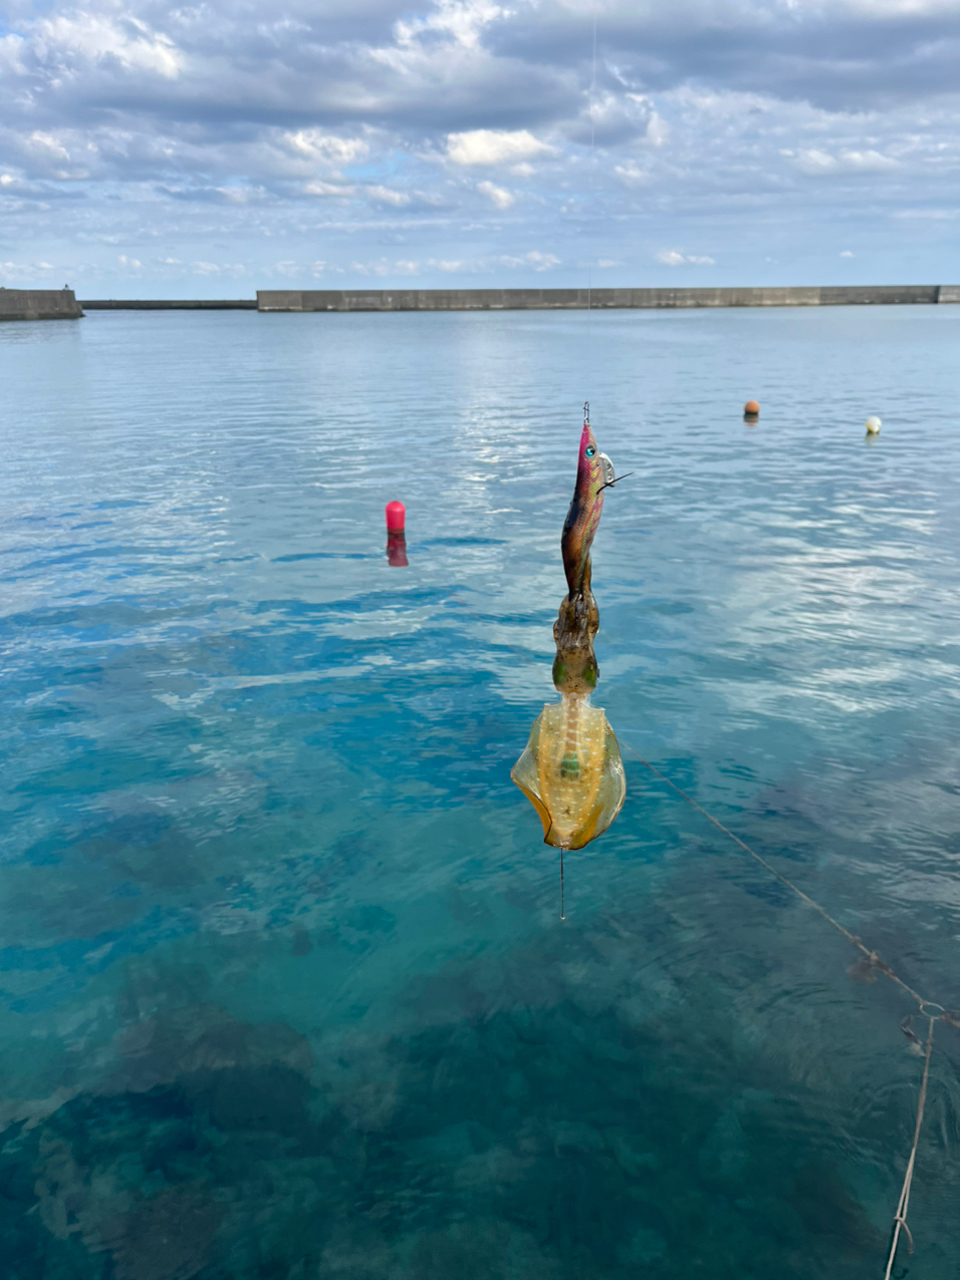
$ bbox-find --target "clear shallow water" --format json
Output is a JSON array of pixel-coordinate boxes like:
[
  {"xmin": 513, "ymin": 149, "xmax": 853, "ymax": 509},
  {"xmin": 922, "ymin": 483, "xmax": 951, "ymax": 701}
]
[{"xmin": 1, "ymin": 305, "xmax": 959, "ymax": 1279}]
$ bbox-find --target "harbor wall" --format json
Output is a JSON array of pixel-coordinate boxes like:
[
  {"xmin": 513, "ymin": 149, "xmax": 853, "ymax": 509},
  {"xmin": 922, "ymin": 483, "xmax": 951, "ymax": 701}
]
[
  {"xmin": 3, "ymin": 287, "xmax": 955, "ymax": 318},
  {"xmin": 81, "ymin": 299, "xmax": 258, "ymax": 310},
  {"xmin": 257, "ymin": 285, "xmax": 957, "ymax": 312},
  {"xmin": 0, "ymin": 288, "xmax": 83, "ymax": 320}
]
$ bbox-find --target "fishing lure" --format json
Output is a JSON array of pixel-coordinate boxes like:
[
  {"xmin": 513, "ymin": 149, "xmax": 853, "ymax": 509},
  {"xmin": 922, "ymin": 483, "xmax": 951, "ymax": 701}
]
[{"xmin": 511, "ymin": 404, "xmax": 626, "ymax": 854}]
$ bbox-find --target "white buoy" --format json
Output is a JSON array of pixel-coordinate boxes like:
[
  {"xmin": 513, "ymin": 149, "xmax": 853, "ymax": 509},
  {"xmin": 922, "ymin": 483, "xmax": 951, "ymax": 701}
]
[{"xmin": 865, "ymin": 416, "xmax": 882, "ymax": 435}]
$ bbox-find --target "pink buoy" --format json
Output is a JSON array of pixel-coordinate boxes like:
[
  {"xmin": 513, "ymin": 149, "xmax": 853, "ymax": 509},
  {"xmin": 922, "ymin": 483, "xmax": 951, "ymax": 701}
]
[{"xmin": 385, "ymin": 501, "xmax": 406, "ymax": 534}]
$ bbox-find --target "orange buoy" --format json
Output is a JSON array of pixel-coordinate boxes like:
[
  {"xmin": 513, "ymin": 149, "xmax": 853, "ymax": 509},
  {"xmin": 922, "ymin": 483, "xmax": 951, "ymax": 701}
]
[{"xmin": 744, "ymin": 400, "xmax": 760, "ymax": 418}]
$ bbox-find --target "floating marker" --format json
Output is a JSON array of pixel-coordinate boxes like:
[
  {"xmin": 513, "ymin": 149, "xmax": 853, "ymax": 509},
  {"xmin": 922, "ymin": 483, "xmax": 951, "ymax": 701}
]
[
  {"xmin": 744, "ymin": 400, "xmax": 760, "ymax": 419},
  {"xmin": 865, "ymin": 416, "xmax": 882, "ymax": 435},
  {"xmin": 385, "ymin": 500, "xmax": 406, "ymax": 533},
  {"xmin": 385, "ymin": 501, "xmax": 408, "ymax": 566}
]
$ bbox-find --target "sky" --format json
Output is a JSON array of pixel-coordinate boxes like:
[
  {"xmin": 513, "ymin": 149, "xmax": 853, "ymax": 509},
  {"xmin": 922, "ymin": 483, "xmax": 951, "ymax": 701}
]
[{"xmin": 1, "ymin": 0, "xmax": 959, "ymax": 296}]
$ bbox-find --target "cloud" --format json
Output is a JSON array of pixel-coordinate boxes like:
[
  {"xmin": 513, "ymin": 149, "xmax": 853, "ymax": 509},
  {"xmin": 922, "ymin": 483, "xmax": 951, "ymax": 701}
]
[
  {"xmin": 283, "ymin": 132, "xmax": 370, "ymax": 168},
  {"xmin": 840, "ymin": 249, "xmax": 855, "ymax": 257},
  {"xmin": 476, "ymin": 179, "xmax": 514, "ymax": 208},
  {"xmin": 446, "ymin": 129, "xmax": 554, "ymax": 166},
  {"xmin": 894, "ymin": 207, "xmax": 960, "ymax": 219},
  {"xmin": 33, "ymin": 14, "xmax": 182, "ymax": 80},
  {"xmin": 367, "ymin": 184, "xmax": 412, "ymax": 206},
  {"xmin": 655, "ymin": 249, "xmax": 716, "ymax": 266},
  {"xmin": 785, "ymin": 147, "xmax": 899, "ymax": 174},
  {"xmin": 0, "ymin": 0, "xmax": 958, "ymax": 291},
  {"xmin": 614, "ymin": 161, "xmax": 652, "ymax": 187},
  {"xmin": 491, "ymin": 0, "xmax": 960, "ymax": 111},
  {"xmin": 191, "ymin": 260, "xmax": 247, "ymax": 276},
  {"xmin": 646, "ymin": 113, "xmax": 669, "ymax": 147},
  {"xmin": 498, "ymin": 250, "xmax": 559, "ymax": 270},
  {"xmin": 304, "ymin": 181, "xmax": 355, "ymax": 198}
]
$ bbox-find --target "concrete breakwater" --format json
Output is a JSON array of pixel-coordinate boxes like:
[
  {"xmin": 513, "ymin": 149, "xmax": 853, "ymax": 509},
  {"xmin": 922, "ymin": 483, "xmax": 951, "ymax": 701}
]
[
  {"xmin": 81, "ymin": 299, "xmax": 258, "ymax": 310},
  {"xmin": 0, "ymin": 288, "xmax": 83, "ymax": 320},
  {"xmin": 258, "ymin": 284, "xmax": 960, "ymax": 312},
  {"xmin": 3, "ymin": 285, "xmax": 958, "ymax": 319}
]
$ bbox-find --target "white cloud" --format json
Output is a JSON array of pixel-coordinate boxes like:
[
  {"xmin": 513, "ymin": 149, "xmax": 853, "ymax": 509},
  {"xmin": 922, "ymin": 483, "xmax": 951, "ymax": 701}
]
[
  {"xmin": 304, "ymin": 181, "xmax": 355, "ymax": 198},
  {"xmin": 646, "ymin": 113, "xmax": 669, "ymax": 147},
  {"xmin": 27, "ymin": 132, "xmax": 70, "ymax": 162},
  {"xmin": 526, "ymin": 251, "xmax": 559, "ymax": 270},
  {"xmin": 367, "ymin": 184, "xmax": 411, "ymax": 206},
  {"xmin": 498, "ymin": 250, "xmax": 559, "ymax": 271},
  {"xmin": 192, "ymin": 261, "xmax": 246, "ymax": 276},
  {"xmin": 35, "ymin": 14, "xmax": 182, "ymax": 79},
  {"xmin": 215, "ymin": 186, "xmax": 265, "ymax": 204},
  {"xmin": 349, "ymin": 257, "xmax": 422, "ymax": 277},
  {"xmin": 447, "ymin": 129, "xmax": 554, "ymax": 166},
  {"xmin": 655, "ymin": 249, "xmax": 715, "ymax": 266},
  {"xmin": 786, "ymin": 147, "xmax": 898, "ymax": 174},
  {"xmin": 614, "ymin": 161, "xmax": 652, "ymax": 187},
  {"xmin": 395, "ymin": 0, "xmax": 505, "ymax": 52},
  {"xmin": 283, "ymin": 131, "xmax": 369, "ymax": 167},
  {"xmin": 477, "ymin": 180, "xmax": 514, "ymax": 208},
  {"xmin": 840, "ymin": 249, "xmax": 854, "ymax": 257},
  {"xmin": 0, "ymin": 0, "xmax": 958, "ymax": 292}
]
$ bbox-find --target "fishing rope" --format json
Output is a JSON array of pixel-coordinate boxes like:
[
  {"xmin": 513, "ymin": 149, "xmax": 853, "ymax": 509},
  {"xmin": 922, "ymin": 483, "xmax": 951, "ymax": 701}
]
[
  {"xmin": 616, "ymin": 741, "xmax": 958, "ymax": 1278},
  {"xmin": 618, "ymin": 746, "xmax": 949, "ymax": 1016},
  {"xmin": 882, "ymin": 1015, "xmax": 935, "ymax": 1280},
  {"xmin": 443, "ymin": 591, "xmax": 957, "ymax": 1266}
]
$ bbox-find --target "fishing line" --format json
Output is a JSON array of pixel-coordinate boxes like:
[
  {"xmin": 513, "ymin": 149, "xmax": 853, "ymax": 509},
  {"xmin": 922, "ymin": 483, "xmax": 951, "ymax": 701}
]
[{"xmin": 585, "ymin": 1, "xmax": 598, "ymax": 319}]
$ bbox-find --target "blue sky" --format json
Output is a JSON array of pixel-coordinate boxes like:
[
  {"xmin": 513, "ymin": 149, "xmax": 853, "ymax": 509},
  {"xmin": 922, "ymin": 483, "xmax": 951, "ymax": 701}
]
[{"xmin": 1, "ymin": 0, "xmax": 958, "ymax": 295}]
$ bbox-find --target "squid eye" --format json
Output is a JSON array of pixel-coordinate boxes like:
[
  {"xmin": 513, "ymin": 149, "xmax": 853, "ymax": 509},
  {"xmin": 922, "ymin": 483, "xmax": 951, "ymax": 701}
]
[{"xmin": 585, "ymin": 445, "xmax": 596, "ymax": 457}]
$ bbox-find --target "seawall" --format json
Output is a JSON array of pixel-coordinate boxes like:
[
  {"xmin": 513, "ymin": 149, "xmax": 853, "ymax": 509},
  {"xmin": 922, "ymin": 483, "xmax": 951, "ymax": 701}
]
[
  {"xmin": 3, "ymin": 287, "xmax": 957, "ymax": 319},
  {"xmin": 257, "ymin": 285, "xmax": 957, "ymax": 312},
  {"xmin": 81, "ymin": 299, "xmax": 258, "ymax": 310},
  {"xmin": 0, "ymin": 288, "xmax": 83, "ymax": 320}
]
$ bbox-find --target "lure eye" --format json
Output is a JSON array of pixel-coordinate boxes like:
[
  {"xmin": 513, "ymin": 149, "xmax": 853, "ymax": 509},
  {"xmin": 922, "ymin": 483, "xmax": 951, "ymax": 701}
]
[{"xmin": 585, "ymin": 445, "xmax": 596, "ymax": 457}]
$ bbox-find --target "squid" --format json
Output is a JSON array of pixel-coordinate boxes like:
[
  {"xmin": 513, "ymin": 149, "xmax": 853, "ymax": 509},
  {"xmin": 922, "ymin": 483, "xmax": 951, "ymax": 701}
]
[{"xmin": 511, "ymin": 405, "xmax": 626, "ymax": 852}]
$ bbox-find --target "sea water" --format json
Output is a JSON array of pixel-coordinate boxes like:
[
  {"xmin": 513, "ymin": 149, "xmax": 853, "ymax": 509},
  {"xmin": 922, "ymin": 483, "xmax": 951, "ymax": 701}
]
[{"xmin": 1, "ymin": 304, "xmax": 959, "ymax": 1278}]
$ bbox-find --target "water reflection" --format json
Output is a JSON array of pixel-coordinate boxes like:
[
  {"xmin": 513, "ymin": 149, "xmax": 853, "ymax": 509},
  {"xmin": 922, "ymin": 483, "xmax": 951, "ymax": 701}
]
[
  {"xmin": 1, "ymin": 306, "xmax": 960, "ymax": 1277},
  {"xmin": 386, "ymin": 531, "xmax": 409, "ymax": 567}
]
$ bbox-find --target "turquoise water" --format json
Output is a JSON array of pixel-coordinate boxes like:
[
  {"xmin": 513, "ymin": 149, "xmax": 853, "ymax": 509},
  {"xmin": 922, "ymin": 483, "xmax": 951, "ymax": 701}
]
[{"xmin": 2, "ymin": 305, "xmax": 959, "ymax": 1278}]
